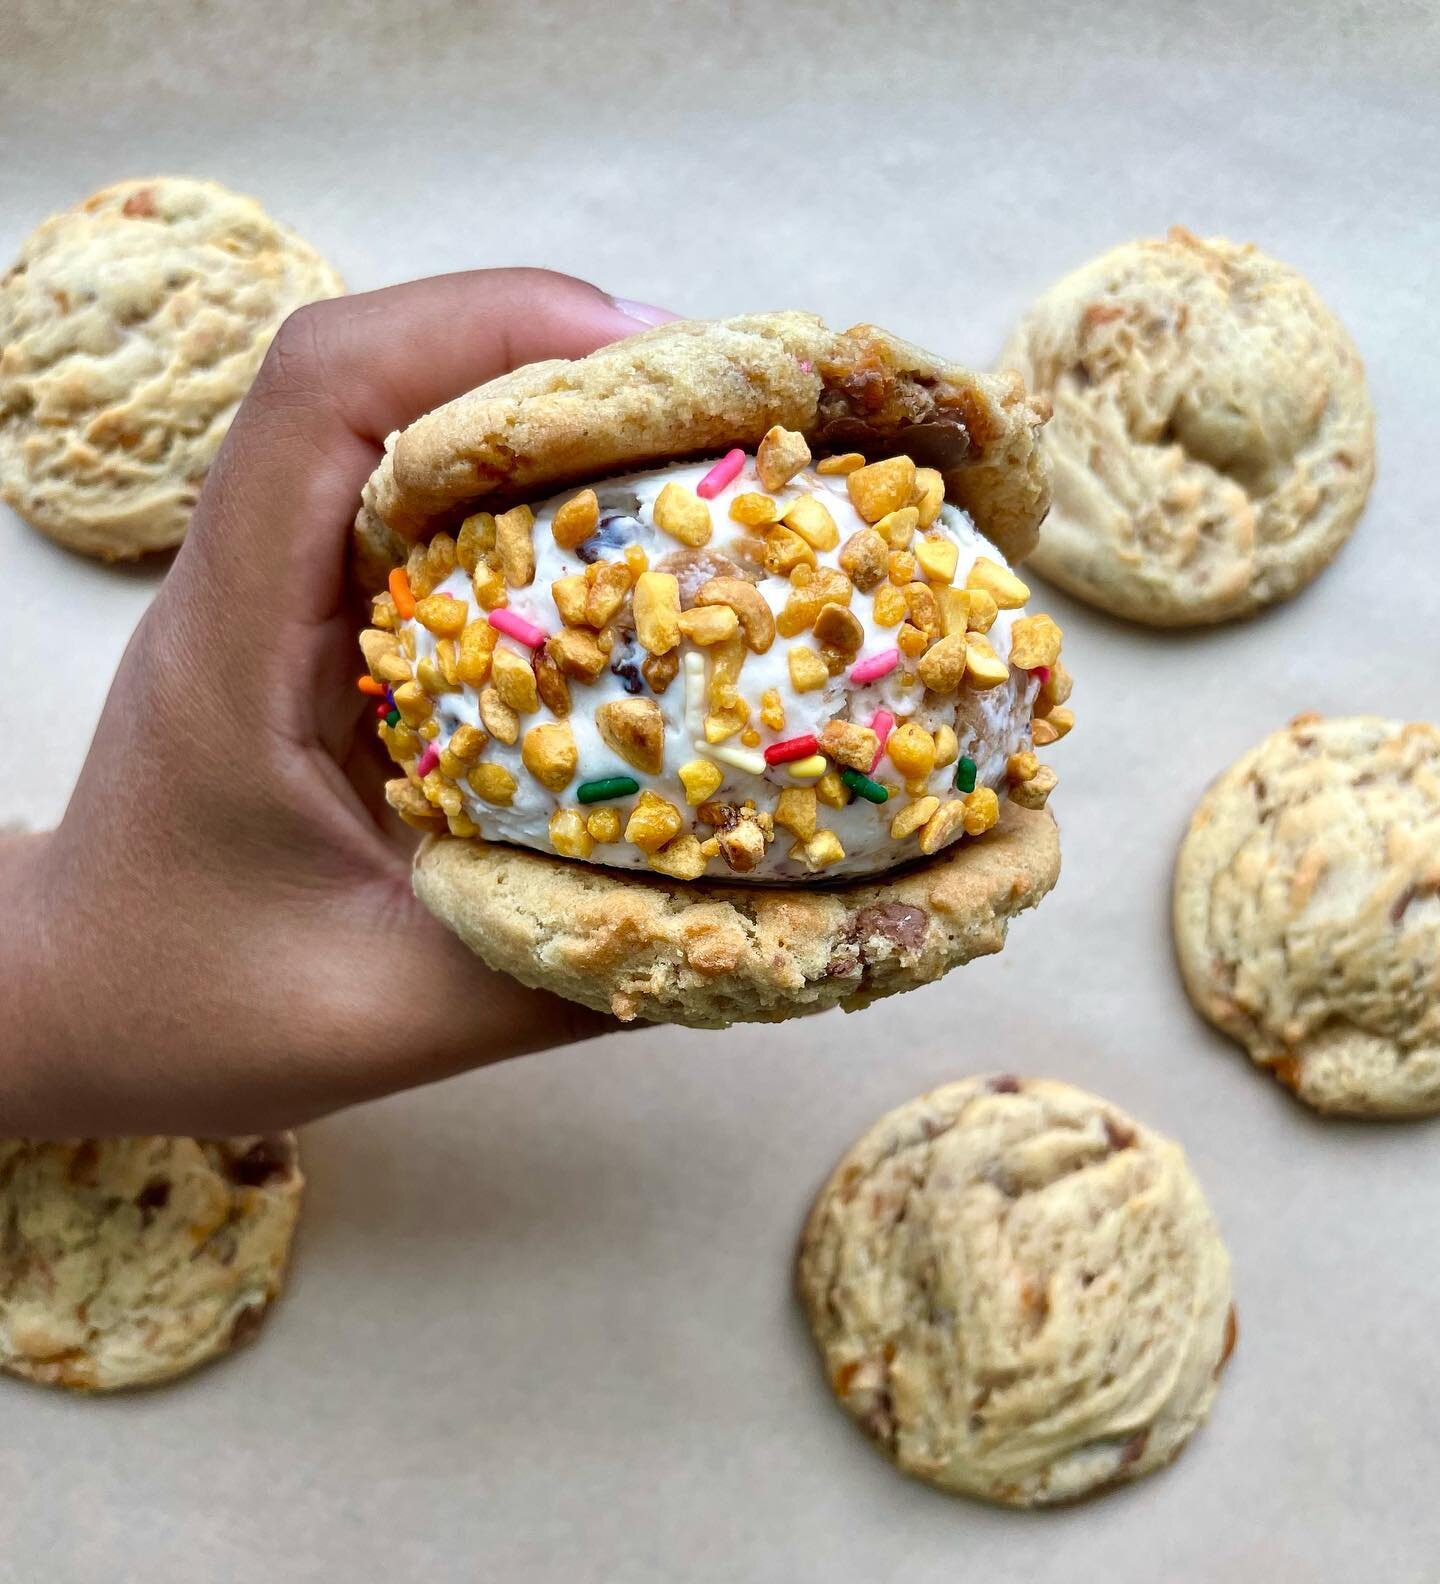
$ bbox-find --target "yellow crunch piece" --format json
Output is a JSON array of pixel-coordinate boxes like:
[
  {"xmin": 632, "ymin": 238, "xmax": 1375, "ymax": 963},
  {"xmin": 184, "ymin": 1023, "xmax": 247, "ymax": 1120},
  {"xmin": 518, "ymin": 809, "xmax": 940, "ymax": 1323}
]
[
  {"xmin": 935, "ymin": 587, "xmax": 969, "ymax": 637},
  {"xmin": 1035, "ymin": 659, "xmax": 1074, "ymax": 716},
  {"xmin": 586, "ymin": 807, "xmax": 623, "ymax": 843},
  {"xmin": 678, "ymin": 758, "xmax": 725, "ymax": 806},
  {"xmin": 838, "ymin": 528, "xmax": 889, "ymax": 591},
  {"xmin": 492, "ymin": 646, "xmax": 540, "ymax": 713},
  {"xmin": 648, "ymin": 832, "xmax": 709, "ymax": 881},
  {"xmin": 677, "ymin": 605, "xmax": 740, "ymax": 645},
  {"xmin": 890, "ymin": 795, "xmax": 939, "ymax": 840},
  {"xmin": 457, "ymin": 623, "xmax": 497, "ymax": 688},
  {"xmin": 886, "ymin": 722, "xmax": 937, "ymax": 779},
  {"xmin": 597, "ymin": 697, "xmax": 666, "ymax": 776},
  {"xmin": 414, "ymin": 592, "xmax": 472, "ymax": 639},
  {"xmin": 1007, "ymin": 750, "xmax": 1041, "ymax": 783},
  {"xmin": 1010, "ymin": 764, "xmax": 1058, "ymax": 810},
  {"xmin": 896, "ymin": 622, "xmax": 929, "ymax": 662},
  {"xmin": 966, "ymin": 556, "xmax": 1030, "ymax": 609},
  {"xmin": 415, "ymin": 657, "xmax": 455, "ymax": 696},
  {"xmin": 774, "ymin": 787, "xmax": 817, "ymax": 840},
  {"xmin": 818, "ymin": 719, "xmax": 879, "ymax": 771},
  {"xmin": 634, "ymin": 571, "xmax": 682, "ymax": 655},
  {"xmin": 847, "ymin": 455, "xmax": 917, "ymax": 523},
  {"xmin": 653, "ymin": 482, "xmax": 712, "ymax": 546},
  {"xmin": 962, "ymin": 786, "xmax": 1001, "ymax": 835},
  {"xmin": 471, "ymin": 561, "xmax": 507, "ymax": 611},
  {"xmin": 730, "ymin": 492, "xmax": 781, "ymax": 527},
  {"xmin": 548, "ymin": 808, "xmax": 595, "ymax": 860},
  {"xmin": 546, "ymin": 626, "xmax": 608, "ymax": 682},
  {"xmin": 625, "ymin": 790, "xmax": 685, "ymax": 854},
  {"xmin": 964, "ymin": 588, "xmax": 998, "ymax": 633},
  {"xmin": 932, "ymin": 724, "xmax": 959, "ymax": 767},
  {"xmin": 763, "ymin": 524, "xmax": 817, "ymax": 576},
  {"xmin": 815, "ymin": 769, "xmax": 848, "ymax": 808},
  {"xmin": 521, "ymin": 721, "xmax": 578, "ymax": 792},
  {"xmin": 760, "ymin": 688, "xmax": 786, "ymax": 731},
  {"xmin": 915, "ymin": 632, "xmax": 968, "ymax": 691},
  {"xmin": 551, "ymin": 573, "xmax": 588, "ymax": 627},
  {"xmin": 478, "ymin": 686, "xmax": 520, "ymax": 744},
  {"xmin": 874, "ymin": 506, "xmax": 919, "ymax": 550},
  {"xmin": 456, "ymin": 512, "xmax": 496, "ymax": 574},
  {"xmin": 813, "ymin": 602, "xmax": 863, "ymax": 655},
  {"xmin": 917, "ymin": 798, "xmax": 967, "ymax": 855},
  {"xmin": 756, "ymin": 425, "xmax": 812, "ymax": 492},
  {"xmin": 782, "ymin": 495, "xmax": 839, "ymax": 551},
  {"xmin": 1008, "ymin": 613, "xmax": 1063, "ymax": 671},
  {"xmin": 872, "ymin": 584, "xmax": 907, "ymax": 627},
  {"xmin": 375, "ymin": 652, "xmax": 412, "ymax": 685},
  {"xmin": 963, "ymin": 634, "xmax": 1010, "ymax": 691},
  {"xmin": 392, "ymin": 680, "xmax": 433, "ymax": 727},
  {"xmin": 467, "ymin": 762, "xmax": 517, "ymax": 806},
  {"xmin": 496, "ymin": 504, "xmax": 536, "ymax": 587},
  {"xmin": 584, "ymin": 560, "xmax": 632, "ymax": 628},
  {"xmin": 798, "ymin": 830, "xmax": 845, "ymax": 870},
  {"xmin": 552, "ymin": 488, "xmax": 599, "ymax": 550},
  {"xmin": 916, "ymin": 535, "xmax": 959, "ymax": 585},
  {"xmin": 911, "ymin": 467, "xmax": 945, "ymax": 528},
  {"xmin": 815, "ymin": 452, "xmax": 866, "ymax": 475},
  {"xmin": 1044, "ymin": 705, "xmax": 1075, "ymax": 740},
  {"xmin": 903, "ymin": 582, "xmax": 941, "ymax": 638}
]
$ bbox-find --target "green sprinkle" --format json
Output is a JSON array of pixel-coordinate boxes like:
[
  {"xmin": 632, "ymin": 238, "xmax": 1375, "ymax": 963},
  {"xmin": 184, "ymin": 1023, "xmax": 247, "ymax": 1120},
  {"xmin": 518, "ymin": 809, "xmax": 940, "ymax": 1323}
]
[
  {"xmin": 577, "ymin": 774, "xmax": 641, "ymax": 805},
  {"xmin": 956, "ymin": 755, "xmax": 977, "ymax": 793},
  {"xmin": 385, "ymin": 709, "xmax": 401, "ymax": 728},
  {"xmin": 840, "ymin": 768, "xmax": 889, "ymax": 805}
]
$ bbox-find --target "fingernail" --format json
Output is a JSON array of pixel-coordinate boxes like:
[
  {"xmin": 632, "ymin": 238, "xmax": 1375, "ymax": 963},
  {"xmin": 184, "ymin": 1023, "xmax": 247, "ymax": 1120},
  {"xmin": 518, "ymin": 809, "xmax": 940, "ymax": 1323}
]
[{"xmin": 609, "ymin": 297, "xmax": 681, "ymax": 327}]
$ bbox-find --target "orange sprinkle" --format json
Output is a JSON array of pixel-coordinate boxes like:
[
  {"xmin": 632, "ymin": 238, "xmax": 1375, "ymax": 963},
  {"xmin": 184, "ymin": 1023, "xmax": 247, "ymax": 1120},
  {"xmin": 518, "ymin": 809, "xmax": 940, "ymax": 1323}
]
[
  {"xmin": 388, "ymin": 566, "xmax": 416, "ymax": 619},
  {"xmin": 357, "ymin": 675, "xmax": 387, "ymax": 696}
]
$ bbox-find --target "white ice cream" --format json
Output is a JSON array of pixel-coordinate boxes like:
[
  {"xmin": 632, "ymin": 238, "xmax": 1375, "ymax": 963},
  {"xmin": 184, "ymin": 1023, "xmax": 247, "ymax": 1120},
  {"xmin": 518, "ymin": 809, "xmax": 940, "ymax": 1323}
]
[{"xmin": 400, "ymin": 454, "xmax": 1040, "ymax": 882}]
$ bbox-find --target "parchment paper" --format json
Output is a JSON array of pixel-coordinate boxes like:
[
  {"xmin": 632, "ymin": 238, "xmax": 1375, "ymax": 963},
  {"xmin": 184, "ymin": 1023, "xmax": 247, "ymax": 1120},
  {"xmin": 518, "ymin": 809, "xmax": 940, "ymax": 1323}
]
[{"xmin": 2, "ymin": 2, "xmax": 1438, "ymax": 1578}]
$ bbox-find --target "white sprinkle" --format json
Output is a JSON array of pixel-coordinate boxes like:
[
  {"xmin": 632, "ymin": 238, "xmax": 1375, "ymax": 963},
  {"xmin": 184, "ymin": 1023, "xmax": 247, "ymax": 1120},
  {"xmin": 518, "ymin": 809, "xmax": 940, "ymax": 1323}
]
[
  {"xmin": 683, "ymin": 651, "xmax": 707, "ymax": 741},
  {"xmin": 699, "ymin": 740, "xmax": 766, "ymax": 775}
]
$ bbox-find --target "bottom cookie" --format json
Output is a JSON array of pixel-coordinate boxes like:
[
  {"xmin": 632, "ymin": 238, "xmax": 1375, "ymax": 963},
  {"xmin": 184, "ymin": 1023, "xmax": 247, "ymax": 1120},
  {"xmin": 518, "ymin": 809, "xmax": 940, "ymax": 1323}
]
[
  {"xmin": 797, "ymin": 1076, "xmax": 1235, "ymax": 1506},
  {"xmin": 412, "ymin": 803, "xmax": 1060, "ymax": 1028},
  {"xmin": 0, "ymin": 1135, "xmax": 303, "ymax": 1392}
]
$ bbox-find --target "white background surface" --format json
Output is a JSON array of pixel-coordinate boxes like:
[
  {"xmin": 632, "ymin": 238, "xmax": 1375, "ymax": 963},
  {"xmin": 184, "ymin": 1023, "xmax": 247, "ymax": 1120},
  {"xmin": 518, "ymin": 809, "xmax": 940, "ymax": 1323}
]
[{"xmin": 3, "ymin": 1, "xmax": 1439, "ymax": 1578}]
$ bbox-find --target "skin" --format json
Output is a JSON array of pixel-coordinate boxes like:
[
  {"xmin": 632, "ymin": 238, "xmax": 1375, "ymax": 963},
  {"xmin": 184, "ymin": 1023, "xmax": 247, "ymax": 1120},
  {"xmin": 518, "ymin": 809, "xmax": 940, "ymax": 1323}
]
[{"xmin": 0, "ymin": 270, "xmax": 676, "ymax": 1137}]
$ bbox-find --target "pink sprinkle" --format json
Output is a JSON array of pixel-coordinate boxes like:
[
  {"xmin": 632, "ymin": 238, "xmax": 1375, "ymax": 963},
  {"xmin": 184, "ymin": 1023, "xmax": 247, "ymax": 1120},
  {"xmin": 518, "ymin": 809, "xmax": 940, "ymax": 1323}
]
[
  {"xmin": 798, "ymin": 359, "xmax": 814, "ymax": 373},
  {"xmin": 850, "ymin": 648, "xmax": 900, "ymax": 686},
  {"xmin": 869, "ymin": 708, "xmax": 895, "ymax": 772},
  {"xmin": 415, "ymin": 743, "xmax": 439, "ymax": 777},
  {"xmin": 696, "ymin": 448, "xmax": 745, "ymax": 499},
  {"xmin": 488, "ymin": 608, "xmax": 549, "ymax": 648}
]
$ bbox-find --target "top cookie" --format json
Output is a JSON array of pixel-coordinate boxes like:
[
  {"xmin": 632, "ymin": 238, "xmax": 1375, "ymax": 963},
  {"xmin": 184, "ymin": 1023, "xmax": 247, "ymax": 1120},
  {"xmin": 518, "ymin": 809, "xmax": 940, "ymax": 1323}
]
[
  {"xmin": 0, "ymin": 176, "xmax": 344, "ymax": 560},
  {"xmin": 1001, "ymin": 229, "xmax": 1374, "ymax": 625},
  {"xmin": 352, "ymin": 311, "xmax": 1052, "ymax": 588},
  {"xmin": 1174, "ymin": 715, "xmax": 1440, "ymax": 1116},
  {"xmin": 797, "ymin": 1076, "xmax": 1234, "ymax": 1505}
]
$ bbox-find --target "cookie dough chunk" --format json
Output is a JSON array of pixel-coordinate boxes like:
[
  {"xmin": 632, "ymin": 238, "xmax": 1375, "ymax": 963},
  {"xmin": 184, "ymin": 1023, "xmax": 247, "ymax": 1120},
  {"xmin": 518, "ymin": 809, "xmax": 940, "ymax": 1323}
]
[
  {"xmin": 1001, "ymin": 228, "xmax": 1374, "ymax": 625},
  {"xmin": 0, "ymin": 177, "xmax": 344, "ymax": 559},
  {"xmin": 797, "ymin": 1077, "xmax": 1235, "ymax": 1505},
  {"xmin": 1175, "ymin": 715, "xmax": 1440, "ymax": 1116},
  {"xmin": 0, "ymin": 1134, "xmax": 303, "ymax": 1391}
]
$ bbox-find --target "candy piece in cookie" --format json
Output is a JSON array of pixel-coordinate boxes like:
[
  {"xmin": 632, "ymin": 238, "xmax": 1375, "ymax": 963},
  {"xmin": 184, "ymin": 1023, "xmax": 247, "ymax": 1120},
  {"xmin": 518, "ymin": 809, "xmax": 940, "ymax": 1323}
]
[
  {"xmin": 1000, "ymin": 227, "xmax": 1374, "ymax": 626},
  {"xmin": 0, "ymin": 177, "xmax": 344, "ymax": 560},
  {"xmin": 0, "ymin": 1135, "xmax": 302, "ymax": 1392},
  {"xmin": 797, "ymin": 1077, "xmax": 1236, "ymax": 1506},
  {"xmin": 1174, "ymin": 714, "xmax": 1440, "ymax": 1116},
  {"xmin": 356, "ymin": 312, "xmax": 1062, "ymax": 1025}
]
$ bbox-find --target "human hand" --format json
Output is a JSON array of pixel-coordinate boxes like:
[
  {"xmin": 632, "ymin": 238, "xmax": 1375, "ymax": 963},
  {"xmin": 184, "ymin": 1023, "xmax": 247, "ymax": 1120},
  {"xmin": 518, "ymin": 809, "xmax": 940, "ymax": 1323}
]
[{"xmin": 2, "ymin": 270, "xmax": 676, "ymax": 1136}]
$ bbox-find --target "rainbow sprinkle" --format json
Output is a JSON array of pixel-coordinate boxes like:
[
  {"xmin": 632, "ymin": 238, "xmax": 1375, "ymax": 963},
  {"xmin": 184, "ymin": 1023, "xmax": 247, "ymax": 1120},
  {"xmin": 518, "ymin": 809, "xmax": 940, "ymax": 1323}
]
[
  {"xmin": 415, "ymin": 743, "xmax": 440, "ymax": 777},
  {"xmin": 487, "ymin": 608, "xmax": 549, "ymax": 648},
  {"xmin": 956, "ymin": 755, "xmax": 977, "ymax": 793},
  {"xmin": 577, "ymin": 775, "xmax": 640, "ymax": 805},
  {"xmin": 849, "ymin": 648, "xmax": 900, "ymax": 686},
  {"xmin": 869, "ymin": 708, "xmax": 895, "ymax": 772},
  {"xmin": 840, "ymin": 768, "xmax": 889, "ymax": 805},
  {"xmin": 696, "ymin": 449, "xmax": 745, "ymax": 499},
  {"xmin": 763, "ymin": 733, "xmax": 820, "ymax": 766},
  {"xmin": 786, "ymin": 754, "xmax": 827, "ymax": 782}
]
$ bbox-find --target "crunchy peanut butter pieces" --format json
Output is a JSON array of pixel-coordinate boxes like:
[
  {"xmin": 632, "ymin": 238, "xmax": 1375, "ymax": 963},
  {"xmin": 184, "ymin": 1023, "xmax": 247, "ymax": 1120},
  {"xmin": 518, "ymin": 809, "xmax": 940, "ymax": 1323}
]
[{"xmin": 597, "ymin": 697, "xmax": 665, "ymax": 775}]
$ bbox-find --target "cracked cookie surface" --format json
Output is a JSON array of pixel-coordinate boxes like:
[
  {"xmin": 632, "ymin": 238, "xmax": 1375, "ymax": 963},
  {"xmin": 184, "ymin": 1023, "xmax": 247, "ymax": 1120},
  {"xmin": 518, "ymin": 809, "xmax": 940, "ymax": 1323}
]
[
  {"xmin": 796, "ymin": 1076, "xmax": 1234, "ymax": 1505},
  {"xmin": 1001, "ymin": 228, "xmax": 1374, "ymax": 625},
  {"xmin": 0, "ymin": 176, "xmax": 343, "ymax": 559},
  {"xmin": 0, "ymin": 1134, "xmax": 303, "ymax": 1391},
  {"xmin": 1175, "ymin": 714, "xmax": 1440, "ymax": 1116}
]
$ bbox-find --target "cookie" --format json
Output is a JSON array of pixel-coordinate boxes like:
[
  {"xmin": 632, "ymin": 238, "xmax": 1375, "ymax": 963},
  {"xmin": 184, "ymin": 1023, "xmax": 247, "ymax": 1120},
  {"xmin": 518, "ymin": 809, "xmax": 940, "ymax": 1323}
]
[
  {"xmin": 1174, "ymin": 714, "xmax": 1440, "ymax": 1116},
  {"xmin": 796, "ymin": 1077, "xmax": 1235, "ymax": 1506},
  {"xmin": 413, "ymin": 800, "xmax": 1059, "ymax": 1027},
  {"xmin": 0, "ymin": 177, "xmax": 344, "ymax": 560},
  {"xmin": 0, "ymin": 1134, "xmax": 302, "ymax": 1392},
  {"xmin": 353, "ymin": 310, "xmax": 1052, "ymax": 588},
  {"xmin": 1000, "ymin": 228, "xmax": 1374, "ymax": 625}
]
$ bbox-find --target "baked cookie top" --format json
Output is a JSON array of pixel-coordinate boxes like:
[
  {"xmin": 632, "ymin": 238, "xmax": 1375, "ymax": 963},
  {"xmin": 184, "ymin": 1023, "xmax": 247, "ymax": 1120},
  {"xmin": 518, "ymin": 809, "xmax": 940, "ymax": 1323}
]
[
  {"xmin": 1175, "ymin": 714, "xmax": 1440, "ymax": 1116},
  {"xmin": 0, "ymin": 1134, "xmax": 303, "ymax": 1391},
  {"xmin": 0, "ymin": 176, "xmax": 344, "ymax": 559},
  {"xmin": 1001, "ymin": 228, "xmax": 1374, "ymax": 625},
  {"xmin": 796, "ymin": 1076, "xmax": 1234, "ymax": 1505}
]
